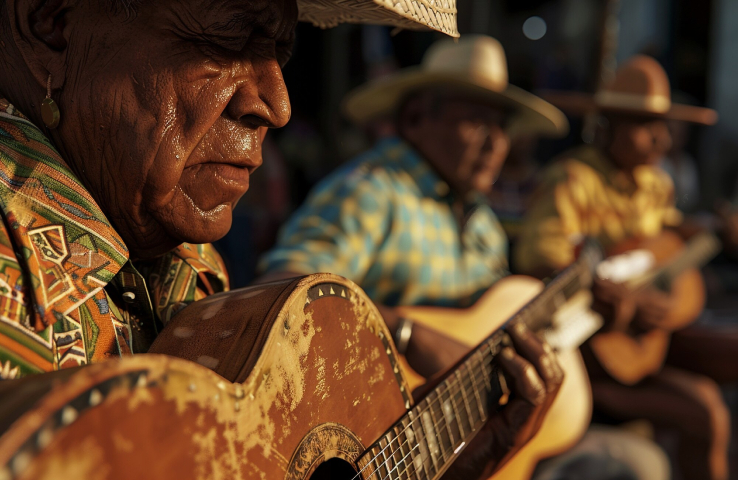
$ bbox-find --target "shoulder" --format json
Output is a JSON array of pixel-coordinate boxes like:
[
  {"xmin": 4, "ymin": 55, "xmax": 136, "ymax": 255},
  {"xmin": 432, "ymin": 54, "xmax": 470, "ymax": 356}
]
[
  {"xmin": 308, "ymin": 141, "xmax": 406, "ymax": 204},
  {"xmin": 537, "ymin": 147, "xmax": 610, "ymax": 198}
]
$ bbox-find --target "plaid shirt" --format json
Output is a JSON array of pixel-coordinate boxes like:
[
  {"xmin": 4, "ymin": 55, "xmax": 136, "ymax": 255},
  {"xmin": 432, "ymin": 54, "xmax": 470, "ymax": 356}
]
[
  {"xmin": 260, "ymin": 138, "xmax": 509, "ymax": 307},
  {"xmin": 0, "ymin": 99, "xmax": 228, "ymax": 379}
]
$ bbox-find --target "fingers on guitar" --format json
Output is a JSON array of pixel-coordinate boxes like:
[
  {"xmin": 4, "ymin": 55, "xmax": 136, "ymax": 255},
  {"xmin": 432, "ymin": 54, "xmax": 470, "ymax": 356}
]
[
  {"xmin": 499, "ymin": 346, "xmax": 547, "ymax": 406},
  {"xmin": 508, "ymin": 322, "xmax": 564, "ymax": 392}
]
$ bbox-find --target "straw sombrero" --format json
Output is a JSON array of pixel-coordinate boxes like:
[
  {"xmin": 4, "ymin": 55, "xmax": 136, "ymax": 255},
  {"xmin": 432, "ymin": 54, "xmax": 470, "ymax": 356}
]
[
  {"xmin": 298, "ymin": 0, "xmax": 458, "ymax": 37},
  {"xmin": 342, "ymin": 35, "xmax": 569, "ymax": 138},
  {"xmin": 541, "ymin": 55, "xmax": 717, "ymax": 125}
]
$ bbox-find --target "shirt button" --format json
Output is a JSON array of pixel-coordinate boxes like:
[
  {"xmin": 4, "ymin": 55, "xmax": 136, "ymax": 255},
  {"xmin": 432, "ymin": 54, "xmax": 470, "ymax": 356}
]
[{"xmin": 122, "ymin": 292, "xmax": 136, "ymax": 303}]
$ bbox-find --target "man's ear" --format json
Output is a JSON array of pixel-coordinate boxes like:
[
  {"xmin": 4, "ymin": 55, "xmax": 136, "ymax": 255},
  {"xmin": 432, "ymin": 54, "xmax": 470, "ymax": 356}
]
[{"xmin": 6, "ymin": 0, "xmax": 68, "ymax": 91}]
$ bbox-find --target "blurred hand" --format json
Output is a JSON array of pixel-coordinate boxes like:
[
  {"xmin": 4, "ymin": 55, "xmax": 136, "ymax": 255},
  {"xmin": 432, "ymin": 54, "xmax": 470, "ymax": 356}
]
[
  {"xmin": 633, "ymin": 287, "xmax": 675, "ymax": 330},
  {"xmin": 444, "ymin": 322, "xmax": 564, "ymax": 480},
  {"xmin": 591, "ymin": 278, "xmax": 637, "ymax": 331}
]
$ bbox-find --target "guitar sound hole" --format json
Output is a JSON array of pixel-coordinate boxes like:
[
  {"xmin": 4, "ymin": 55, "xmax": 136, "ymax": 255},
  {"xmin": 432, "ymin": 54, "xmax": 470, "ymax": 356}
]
[{"xmin": 309, "ymin": 458, "xmax": 358, "ymax": 480}]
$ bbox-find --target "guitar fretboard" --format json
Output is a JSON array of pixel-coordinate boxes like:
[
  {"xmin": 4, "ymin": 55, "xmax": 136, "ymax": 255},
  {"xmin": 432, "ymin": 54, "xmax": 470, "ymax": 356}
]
[
  {"xmin": 359, "ymin": 242, "xmax": 603, "ymax": 480},
  {"xmin": 653, "ymin": 232, "xmax": 721, "ymax": 291},
  {"xmin": 360, "ymin": 336, "xmax": 503, "ymax": 480}
]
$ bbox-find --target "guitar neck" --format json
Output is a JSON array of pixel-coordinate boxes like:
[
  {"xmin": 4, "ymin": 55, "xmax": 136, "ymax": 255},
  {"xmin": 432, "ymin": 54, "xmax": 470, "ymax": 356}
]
[
  {"xmin": 632, "ymin": 232, "xmax": 721, "ymax": 291},
  {"xmin": 358, "ymin": 243, "xmax": 603, "ymax": 480},
  {"xmin": 360, "ymin": 334, "xmax": 504, "ymax": 480}
]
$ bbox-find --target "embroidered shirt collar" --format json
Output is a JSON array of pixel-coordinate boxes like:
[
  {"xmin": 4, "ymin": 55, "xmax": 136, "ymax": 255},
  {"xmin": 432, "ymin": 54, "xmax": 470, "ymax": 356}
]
[{"xmin": 0, "ymin": 99, "xmax": 129, "ymax": 327}]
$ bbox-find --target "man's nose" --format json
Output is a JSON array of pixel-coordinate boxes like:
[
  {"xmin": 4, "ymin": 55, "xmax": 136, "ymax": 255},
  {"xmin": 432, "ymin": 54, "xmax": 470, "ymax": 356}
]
[
  {"xmin": 486, "ymin": 123, "xmax": 510, "ymax": 152},
  {"xmin": 225, "ymin": 58, "xmax": 291, "ymax": 129},
  {"xmin": 652, "ymin": 122, "xmax": 672, "ymax": 152}
]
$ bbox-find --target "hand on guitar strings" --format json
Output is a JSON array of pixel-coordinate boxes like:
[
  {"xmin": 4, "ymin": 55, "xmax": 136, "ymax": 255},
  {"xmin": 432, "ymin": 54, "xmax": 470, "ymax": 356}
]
[
  {"xmin": 592, "ymin": 278, "xmax": 637, "ymax": 332},
  {"xmin": 632, "ymin": 288, "xmax": 675, "ymax": 331},
  {"xmin": 443, "ymin": 322, "xmax": 564, "ymax": 480},
  {"xmin": 592, "ymin": 278, "xmax": 675, "ymax": 332}
]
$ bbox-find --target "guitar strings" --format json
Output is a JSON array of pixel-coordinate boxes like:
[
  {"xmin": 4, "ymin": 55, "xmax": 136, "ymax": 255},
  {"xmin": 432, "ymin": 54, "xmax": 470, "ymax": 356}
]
[
  {"xmin": 353, "ymin": 355, "xmax": 494, "ymax": 480},
  {"xmin": 358, "ymin": 353, "xmax": 494, "ymax": 480},
  {"xmin": 374, "ymin": 371, "xmax": 492, "ymax": 480},
  {"xmin": 351, "ymin": 352, "xmax": 493, "ymax": 480}
]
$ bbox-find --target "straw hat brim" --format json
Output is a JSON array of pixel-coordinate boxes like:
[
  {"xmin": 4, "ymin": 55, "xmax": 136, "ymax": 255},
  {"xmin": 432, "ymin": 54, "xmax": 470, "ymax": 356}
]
[
  {"xmin": 540, "ymin": 91, "xmax": 718, "ymax": 126},
  {"xmin": 342, "ymin": 69, "xmax": 570, "ymax": 138},
  {"xmin": 298, "ymin": 0, "xmax": 459, "ymax": 37}
]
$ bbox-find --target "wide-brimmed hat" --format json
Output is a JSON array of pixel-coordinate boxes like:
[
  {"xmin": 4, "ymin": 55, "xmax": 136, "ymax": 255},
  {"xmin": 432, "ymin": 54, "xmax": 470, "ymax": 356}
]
[
  {"xmin": 342, "ymin": 35, "xmax": 569, "ymax": 138},
  {"xmin": 541, "ymin": 55, "xmax": 717, "ymax": 125},
  {"xmin": 298, "ymin": 0, "xmax": 458, "ymax": 37}
]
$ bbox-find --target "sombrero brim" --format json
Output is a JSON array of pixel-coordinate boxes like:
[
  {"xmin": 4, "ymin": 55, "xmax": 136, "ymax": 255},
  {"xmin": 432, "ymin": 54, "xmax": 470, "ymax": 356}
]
[
  {"xmin": 540, "ymin": 91, "xmax": 718, "ymax": 126},
  {"xmin": 342, "ymin": 69, "xmax": 570, "ymax": 138},
  {"xmin": 298, "ymin": 0, "xmax": 459, "ymax": 37}
]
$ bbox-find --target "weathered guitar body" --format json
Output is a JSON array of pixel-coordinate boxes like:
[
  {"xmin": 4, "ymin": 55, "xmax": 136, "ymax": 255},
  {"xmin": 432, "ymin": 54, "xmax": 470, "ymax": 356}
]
[
  {"xmin": 397, "ymin": 276, "xmax": 594, "ymax": 480},
  {"xmin": 0, "ymin": 274, "xmax": 413, "ymax": 480},
  {"xmin": 588, "ymin": 231, "xmax": 717, "ymax": 385},
  {"xmin": 0, "ymin": 244, "xmax": 605, "ymax": 480}
]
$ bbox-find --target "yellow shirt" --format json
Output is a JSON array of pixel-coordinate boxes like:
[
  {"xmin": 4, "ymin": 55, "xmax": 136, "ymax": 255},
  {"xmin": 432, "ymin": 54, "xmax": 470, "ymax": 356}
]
[{"xmin": 515, "ymin": 145, "xmax": 682, "ymax": 273}]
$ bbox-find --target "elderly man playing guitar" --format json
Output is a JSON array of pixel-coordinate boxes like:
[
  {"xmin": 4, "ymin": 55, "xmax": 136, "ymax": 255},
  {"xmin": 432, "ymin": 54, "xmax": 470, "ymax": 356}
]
[
  {"xmin": 517, "ymin": 56, "xmax": 729, "ymax": 480},
  {"xmin": 0, "ymin": 2, "xmax": 566, "ymax": 480}
]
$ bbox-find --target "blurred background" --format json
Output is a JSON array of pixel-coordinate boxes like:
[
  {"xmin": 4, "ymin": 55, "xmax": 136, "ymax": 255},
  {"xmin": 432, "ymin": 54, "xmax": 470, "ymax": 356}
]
[
  {"xmin": 211, "ymin": 2, "xmax": 738, "ymax": 476},
  {"xmin": 217, "ymin": 0, "xmax": 737, "ymax": 289}
]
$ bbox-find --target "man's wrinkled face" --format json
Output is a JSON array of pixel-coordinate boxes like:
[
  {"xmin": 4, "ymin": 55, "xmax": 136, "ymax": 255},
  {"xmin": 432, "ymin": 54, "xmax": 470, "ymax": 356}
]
[
  {"xmin": 608, "ymin": 115, "xmax": 672, "ymax": 170},
  {"xmin": 406, "ymin": 95, "xmax": 511, "ymax": 196},
  {"xmin": 56, "ymin": 0, "xmax": 295, "ymax": 258}
]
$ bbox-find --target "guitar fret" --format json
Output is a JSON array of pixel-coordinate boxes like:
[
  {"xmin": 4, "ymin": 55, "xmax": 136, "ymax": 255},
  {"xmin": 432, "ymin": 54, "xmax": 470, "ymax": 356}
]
[
  {"xmin": 477, "ymin": 349, "xmax": 494, "ymax": 417},
  {"xmin": 462, "ymin": 366, "xmax": 482, "ymax": 427},
  {"xmin": 419, "ymin": 400, "xmax": 441, "ymax": 472},
  {"xmin": 455, "ymin": 370, "xmax": 476, "ymax": 432},
  {"xmin": 469, "ymin": 353, "xmax": 488, "ymax": 423},
  {"xmin": 437, "ymin": 391, "xmax": 456, "ymax": 459},
  {"xmin": 408, "ymin": 411, "xmax": 434, "ymax": 479},
  {"xmin": 371, "ymin": 447, "xmax": 384, "ymax": 480},
  {"xmin": 438, "ymin": 382, "xmax": 459, "ymax": 446},
  {"xmin": 426, "ymin": 392, "xmax": 451, "ymax": 463},
  {"xmin": 391, "ymin": 425, "xmax": 406, "ymax": 480},
  {"xmin": 398, "ymin": 418, "xmax": 415, "ymax": 480},
  {"xmin": 379, "ymin": 437, "xmax": 393, "ymax": 480},
  {"xmin": 391, "ymin": 435, "xmax": 405, "ymax": 480},
  {"xmin": 476, "ymin": 349, "xmax": 492, "ymax": 393},
  {"xmin": 447, "ymin": 377, "xmax": 467, "ymax": 439},
  {"xmin": 403, "ymin": 417, "xmax": 424, "ymax": 479}
]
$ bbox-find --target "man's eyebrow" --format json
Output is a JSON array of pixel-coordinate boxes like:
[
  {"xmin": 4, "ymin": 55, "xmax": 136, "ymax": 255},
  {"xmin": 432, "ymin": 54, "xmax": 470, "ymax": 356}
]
[{"xmin": 209, "ymin": 2, "xmax": 282, "ymax": 36}]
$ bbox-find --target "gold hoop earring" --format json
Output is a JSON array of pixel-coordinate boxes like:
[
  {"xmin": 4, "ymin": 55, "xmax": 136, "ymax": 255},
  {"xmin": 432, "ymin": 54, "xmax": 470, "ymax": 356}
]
[{"xmin": 40, "ymin": 75, "xmax": 60, "ymax": 129}]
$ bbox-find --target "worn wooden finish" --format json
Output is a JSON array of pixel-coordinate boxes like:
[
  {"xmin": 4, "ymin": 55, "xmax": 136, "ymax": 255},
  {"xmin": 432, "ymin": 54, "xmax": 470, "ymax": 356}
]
[
  {"xmin": 0, "ymin": 274, "xmax": 411, "ymax": 480},
  {"xmin": 398, "ymin": 275, "xmax": 593, "ymax": 480},
  {"xmin": 589, "ymin": 230, "xmax": 710, "ymax": 385}
]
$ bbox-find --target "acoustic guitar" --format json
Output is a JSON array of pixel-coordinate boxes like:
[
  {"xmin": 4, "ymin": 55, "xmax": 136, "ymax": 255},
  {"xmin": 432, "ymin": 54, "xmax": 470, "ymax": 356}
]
[
  {"xmin": 588, "ymin": 230, "xmax": 721, "ymax": 385},
  {"xmin": 0, "ymin": 244, "xmax": 602, "ymax": 480},
  {"xmin": 397, "ymin": 246, "xmax": 605, "ymax": 480}
]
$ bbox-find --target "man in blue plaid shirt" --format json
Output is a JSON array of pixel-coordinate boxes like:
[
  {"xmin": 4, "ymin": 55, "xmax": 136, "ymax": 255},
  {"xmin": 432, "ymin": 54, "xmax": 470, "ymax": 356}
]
[{"xmin": 258, "ymin": 35, "xmax": 568, "ymax": 374}]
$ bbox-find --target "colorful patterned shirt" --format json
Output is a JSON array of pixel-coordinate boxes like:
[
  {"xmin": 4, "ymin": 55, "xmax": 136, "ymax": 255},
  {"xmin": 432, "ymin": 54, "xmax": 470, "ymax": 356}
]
[
  {"xmin": 515, "ymin": 145, "xmax": 682, "ymax": 274},
  {"xmin": 0, "ymin": 99, "xmax": 228, "ymax": 379},
  {"xmin": 259, "ymin": 138, "xmax": 509, "ymax": 307}
]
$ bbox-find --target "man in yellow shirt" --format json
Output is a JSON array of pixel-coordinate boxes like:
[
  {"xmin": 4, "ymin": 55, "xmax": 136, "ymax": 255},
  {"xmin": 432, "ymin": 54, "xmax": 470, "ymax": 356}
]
[{"xmin": 517, "ymin": 56, "xmax": 728, "ymax": 480}]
